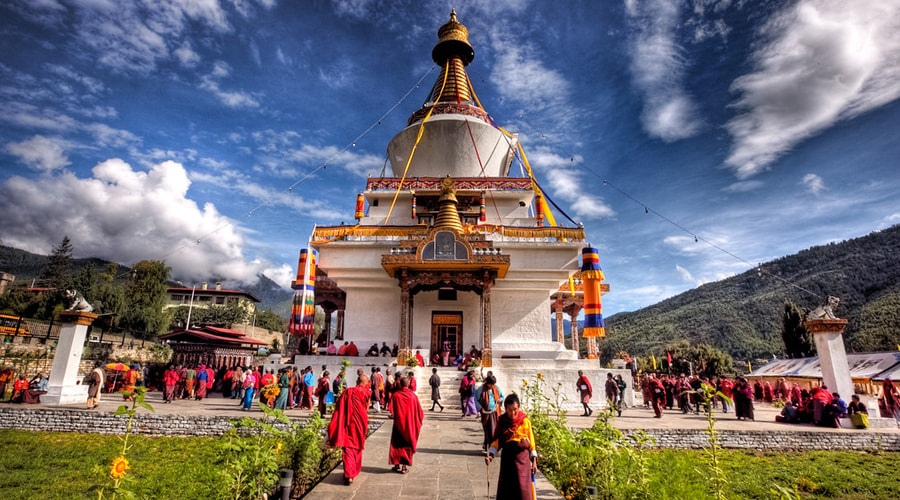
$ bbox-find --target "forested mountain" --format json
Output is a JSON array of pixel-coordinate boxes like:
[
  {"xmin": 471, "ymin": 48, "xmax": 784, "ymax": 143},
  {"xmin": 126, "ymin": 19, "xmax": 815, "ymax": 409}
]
[
  {"xmin": 0, "ymin": 245, "xmax": 292, "ymax": 314},
  {"xmin": 600, "ymin": 224, "xmax": 900, "ymax": 362},
  {"xmin": 0, "ymin": 244, "xmax": 123, "ymax": 287},
  {"xmin": 242, "ymin": 273, "xmax": 292, "ymax": 317}
]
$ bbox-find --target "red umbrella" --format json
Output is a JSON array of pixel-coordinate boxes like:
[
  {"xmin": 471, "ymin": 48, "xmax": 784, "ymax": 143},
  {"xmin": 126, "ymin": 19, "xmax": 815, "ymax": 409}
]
[{"xmin": 105, "ymin": 362, "xmax": 129, "ymax": 371}]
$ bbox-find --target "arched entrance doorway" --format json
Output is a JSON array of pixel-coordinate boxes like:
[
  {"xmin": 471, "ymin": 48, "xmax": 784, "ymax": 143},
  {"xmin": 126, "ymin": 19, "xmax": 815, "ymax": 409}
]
[{"xmin": 431, "ymin": 311, "xmax": 462, "ymax": 363}]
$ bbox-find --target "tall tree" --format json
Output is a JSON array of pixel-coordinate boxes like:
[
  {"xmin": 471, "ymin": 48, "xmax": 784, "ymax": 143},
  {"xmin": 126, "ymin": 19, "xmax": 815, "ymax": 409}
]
[
  {"xmin": 94, "ymin": 263, "xmax": 126, "ymax": 327},
  {"xmin": 40, "ymin": 235, "xmax": 74, "ymax": 290},
  {"xmin": 120, "ymin": 260, "xmax": 171, "ymax": 338},
  {"xmin": 782, "ymin": 301, "xmax": 812, "ymax": 358},
  {"xmin": 71, "ymin": 263, "xmax": 99, "ymax": 306},
  {"xmin": 255, "ymin": 309, "xmax": 286, "ymax": 333}
]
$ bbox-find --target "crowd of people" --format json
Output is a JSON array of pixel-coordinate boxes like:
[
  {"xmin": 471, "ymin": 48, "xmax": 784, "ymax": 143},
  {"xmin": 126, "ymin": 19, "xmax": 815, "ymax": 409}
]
[
  {"xmin": 320, "ymin": 340, "xmax": 400, "ymax": 358},
  {"xmin": 637, "ymin": 372, "xmax": 760, "ymax": 420},
  {"xmin": 0, "ymin": 366, "xmax": 49, "ymax": 404},
  {"xmin": 324, "ymin": 362, "xmax": 537, "ymax": 498},
  {"xmin": 634, "ymin": 372, "xmax": 900, "ymax": 431}
]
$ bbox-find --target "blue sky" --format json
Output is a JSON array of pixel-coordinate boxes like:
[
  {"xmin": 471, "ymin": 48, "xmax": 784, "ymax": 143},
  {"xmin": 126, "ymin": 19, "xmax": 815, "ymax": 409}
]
[{"xmin": 1, "ymin": 0, "xmax": 898, "ymax": 315}]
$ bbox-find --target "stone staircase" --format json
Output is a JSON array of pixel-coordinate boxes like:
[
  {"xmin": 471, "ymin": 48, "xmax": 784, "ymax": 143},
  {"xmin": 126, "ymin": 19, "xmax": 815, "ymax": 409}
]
[{"xmin": 413, "ymin": 366, "xmax": 466, "ymax": 412}]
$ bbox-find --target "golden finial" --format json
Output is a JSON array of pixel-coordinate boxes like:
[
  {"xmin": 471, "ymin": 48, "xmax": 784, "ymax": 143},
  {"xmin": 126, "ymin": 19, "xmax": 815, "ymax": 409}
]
[{"xmin": 433, "ymin": 10, "xmax": 474, "ymax": 65}]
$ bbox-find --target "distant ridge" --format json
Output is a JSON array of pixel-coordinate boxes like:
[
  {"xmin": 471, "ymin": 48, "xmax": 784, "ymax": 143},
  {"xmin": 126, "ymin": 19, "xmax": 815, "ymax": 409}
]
[
  {"xmin": 601, "ymin": 224, "xmax": 900, "ymax": 361},
  {"xmin": 0, "ymin": 245, "xmax": 291, "ymax": 314}
]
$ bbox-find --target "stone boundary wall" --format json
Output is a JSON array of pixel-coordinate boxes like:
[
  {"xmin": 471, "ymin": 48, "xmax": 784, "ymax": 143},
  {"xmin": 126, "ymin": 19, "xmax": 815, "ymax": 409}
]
[
  {"xmin": 0, "ymin": 408, "xmax": 380, "ymax": 438},
  {"xmin": 621, "ymin": 428, "xmax": 900, "ymax": 451},
  {"xmin": 1, "ymin": 407, "xmax": 897, "ymax": 451}
]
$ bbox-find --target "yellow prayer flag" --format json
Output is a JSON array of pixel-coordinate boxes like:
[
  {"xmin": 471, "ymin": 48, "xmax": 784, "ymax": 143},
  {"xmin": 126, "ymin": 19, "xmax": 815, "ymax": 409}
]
[
  {"xmin": 651, "ymin": 354, "xmax": 657, "ymax": 370},
  {"xmin": 747, "ymin": 361, "xmax": 752, "ymax": 373}
]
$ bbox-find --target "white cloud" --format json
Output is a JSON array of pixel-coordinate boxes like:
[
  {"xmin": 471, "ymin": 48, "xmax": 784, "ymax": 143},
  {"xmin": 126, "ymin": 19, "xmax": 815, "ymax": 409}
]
[
  {"xmin": 722, "ymin": 180, "xmax": 764, "ymax": 193},
  {"xmin": 685, "ymin": 0, "xmax": 733, "ymax": 42},
  {"xmin": 0, "ymin": 158, "xmax": 271, "ymax": 284},
  {"xmin": 663, "ymin": 235, "xmax": 704, "ymax": 255},
  {"xmin": 200, "ymin": 63, "xmax": 260, "ymax": 108},
  {"xmin": 5, "ymin": 135, "xmax": 71, "ymax": 171},
  {"xmin": 5, "ymin": 0, "xmax": 67, "ymax": 26},
  {"xmin": 725, "ymin": 0, "xmax": 900, "ymax": 179},
  {"xmin": 801, "ymin": 173, "xmax": 826, "ymax": 195},
  {"xmin": 84, "ymin": 123, "xmax": 140, "ymax": 148},
  {"xmin": 528, "ymin": 149, "xmax": 615, "ymax": 221},
  {"xmin": 489, "ymin": 35, "xmax": 570, "ymax": 115},
  {"xmin": 330, "ymin": 0, "xmax": 377, "ymax": 18},
  {"xmin": 0, "ymin": 102, "xmax": 78, "ymax": 131},
  {"xmin": 275, "ymin": 47, "xmax": 289, "ymax": 65},
  {"xmin": 60, "ymin": 0, "xmax": 233, "ymax": 74},
  {"xmin": 675, "ymin": 264, "xmax": 694, "ymax": 282},
  {"xmin": 174, "ymin": 42, "xmax": 201, "ymax": 68},
  {"xmin": 283, "ymin": 144, "xmax": 382, "ymax": 179},
  {"xmin": 625, "ymin": 0, "xmax": 702, "ymax": 142},
  {"xmin": 318, "ymin": 60, "xmax": 356, "ymax": 90}
]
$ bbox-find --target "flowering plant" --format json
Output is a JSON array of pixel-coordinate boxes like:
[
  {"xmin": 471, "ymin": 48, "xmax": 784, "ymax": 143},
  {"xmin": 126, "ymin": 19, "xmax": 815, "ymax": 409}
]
[
  {"xmin": 94, "ymin": 386, "xmax": 154, "ymax": 499},
  {"xmin": 261, "ymin": 384, "xmax": 280, "ymax": 405}
]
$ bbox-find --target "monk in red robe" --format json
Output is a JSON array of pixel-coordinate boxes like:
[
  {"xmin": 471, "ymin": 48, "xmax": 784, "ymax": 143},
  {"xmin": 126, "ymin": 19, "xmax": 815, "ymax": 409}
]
[
  {"xmin": 389, "ymin": 376, "xmax": 424, "ymax": 473},
  {"xmin": 327, "ymin": 373, "xmax": 371, "ymax": 485},
  {"xmin": 485, "ymin": 393, "xmax": 537, "ymax": 500}
]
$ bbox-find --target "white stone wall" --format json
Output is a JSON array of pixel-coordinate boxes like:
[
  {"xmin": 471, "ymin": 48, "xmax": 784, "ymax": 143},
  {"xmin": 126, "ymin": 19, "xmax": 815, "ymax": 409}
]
[
  {"xmin": 342, "ymin": 287, "xmax": 399, "ymax": 346},
  {"xmin": 486, "ymin": 360, "xmax": 635, "ymax": 411}
]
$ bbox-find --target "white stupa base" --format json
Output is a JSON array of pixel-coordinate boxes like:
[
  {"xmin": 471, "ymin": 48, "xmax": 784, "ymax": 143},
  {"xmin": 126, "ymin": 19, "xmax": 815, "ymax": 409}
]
[
  {"xmin": 488, "ymin": 358, "xmax": 634, "ymax": 411},
  {"xmin": 492, "ymin": 342, "xmax": 579, "ymax": 360},
  {"xmin": 41, "ymin": 384, "xmax": 89, "ymax": 405}
]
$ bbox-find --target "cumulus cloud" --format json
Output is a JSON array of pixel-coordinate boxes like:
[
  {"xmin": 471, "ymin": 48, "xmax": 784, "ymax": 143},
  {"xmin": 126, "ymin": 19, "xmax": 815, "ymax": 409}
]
[
  {"xmin": 625, "ymin": 0, "xmax": 702, "ymax": 141},
  {"xmin": 0, "ymin": 158, "xmax": 269, "ymax": 284},
  {"xmin": 6, "ymin": 135, "xmax": 71, "ymax": 171},
  {"xmin": 725, "ymin": 0, "xmax": 900, "ymax": 178}
]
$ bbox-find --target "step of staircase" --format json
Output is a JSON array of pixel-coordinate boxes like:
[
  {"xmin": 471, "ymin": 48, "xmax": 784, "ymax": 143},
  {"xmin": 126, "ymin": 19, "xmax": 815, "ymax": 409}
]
[{"xmin": 413, "ymin": 366, "xmax": 469, "ymax": 410}]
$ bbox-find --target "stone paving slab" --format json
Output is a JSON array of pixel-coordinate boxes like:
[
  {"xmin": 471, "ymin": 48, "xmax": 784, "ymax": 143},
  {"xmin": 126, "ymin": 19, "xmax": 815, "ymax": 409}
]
[{"xmin": 307, "ymin": 411, "xmax": 560, "ymax": 499}]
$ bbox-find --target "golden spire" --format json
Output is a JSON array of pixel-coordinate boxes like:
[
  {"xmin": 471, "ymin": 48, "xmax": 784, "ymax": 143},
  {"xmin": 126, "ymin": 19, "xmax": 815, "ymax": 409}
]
[
  {"xmin": 433, "ymin": 175, "xmax": 463, "ymax": 233},
  {"xmin": 426, "ymin": 10, "xmax": 476, "ymax": 106}
]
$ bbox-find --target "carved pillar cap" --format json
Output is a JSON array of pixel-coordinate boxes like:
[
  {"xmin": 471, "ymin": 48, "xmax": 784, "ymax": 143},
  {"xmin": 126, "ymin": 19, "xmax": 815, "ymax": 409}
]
[
  {"xmin": 56, "ymin": 311, "xmax": 99, "ymax": 326},
  {"xmin": 804, "ymin": 318, "xmax": 848, "ymax": 334}
]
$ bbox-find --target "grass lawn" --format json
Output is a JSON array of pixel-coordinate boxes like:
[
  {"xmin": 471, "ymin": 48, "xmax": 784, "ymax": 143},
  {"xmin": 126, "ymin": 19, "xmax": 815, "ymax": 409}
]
[
  {"xmin": 0, "ymin": 429, "xmax": 224, "ymax": 499},
  {"xmin": 642, "ymin": 449, "xmax": 900, "ymax": 499},
  {"xmin": 2, "ymin": 429, "xmax": 899, "ymax": 499}
]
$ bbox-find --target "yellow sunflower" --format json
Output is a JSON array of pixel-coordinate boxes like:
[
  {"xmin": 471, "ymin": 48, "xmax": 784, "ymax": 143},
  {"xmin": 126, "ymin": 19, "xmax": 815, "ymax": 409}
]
[{"xmin": 110, "ymin": 456, "xmax": 130, "ymax": 479}]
